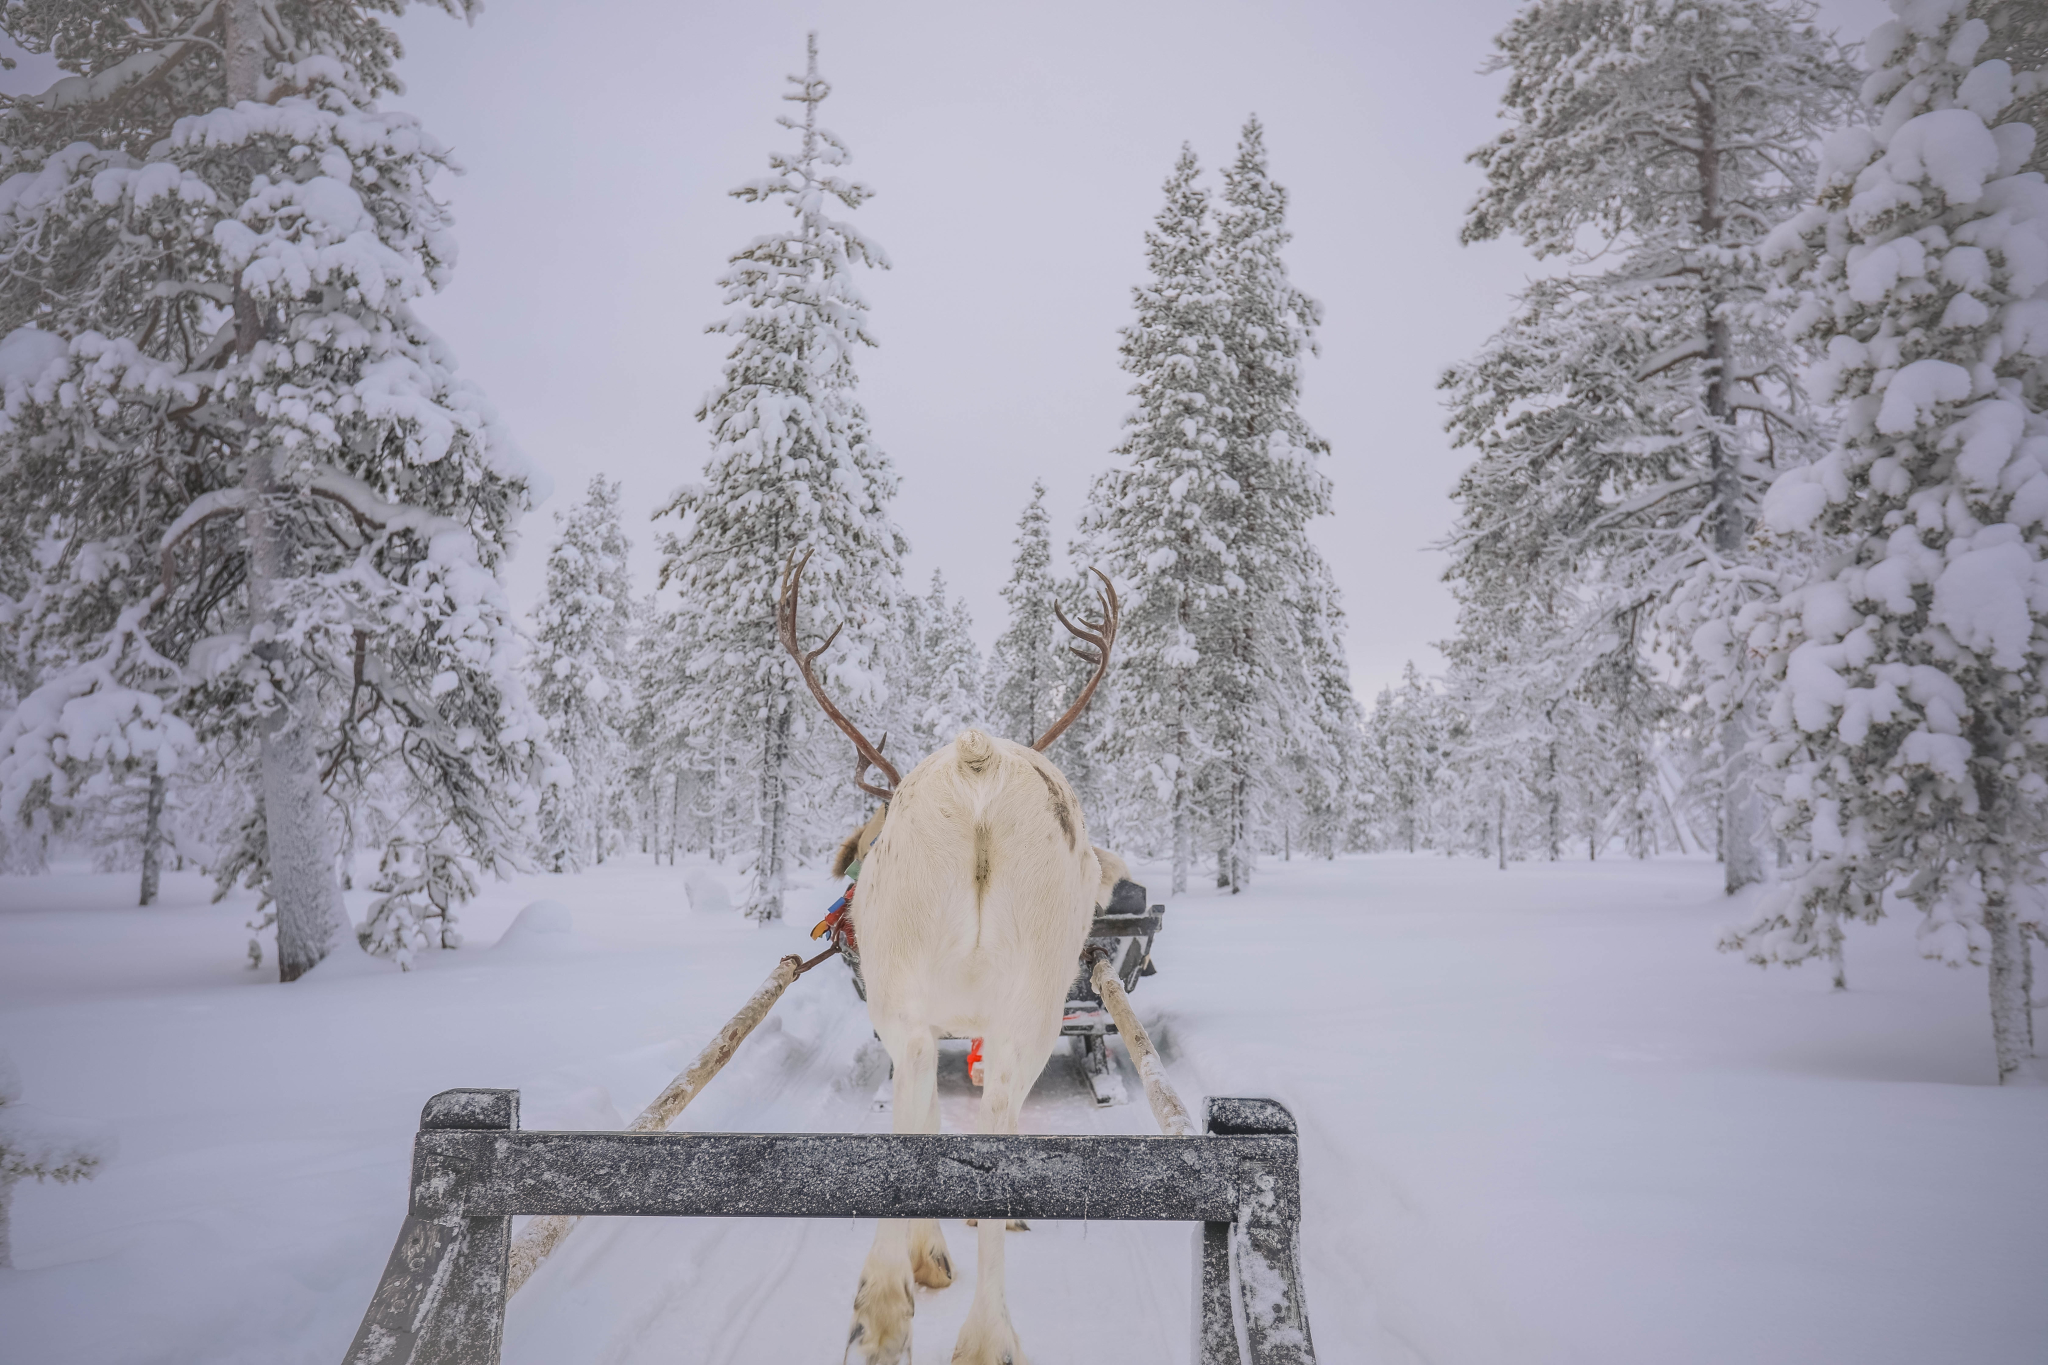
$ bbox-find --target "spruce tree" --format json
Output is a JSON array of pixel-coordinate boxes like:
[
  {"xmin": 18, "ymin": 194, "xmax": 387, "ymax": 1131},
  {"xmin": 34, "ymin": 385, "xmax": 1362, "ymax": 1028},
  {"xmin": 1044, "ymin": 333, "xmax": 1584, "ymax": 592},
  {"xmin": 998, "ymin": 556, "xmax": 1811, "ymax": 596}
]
[
  {"xmin": 530, "ymin": 476, "xmax": 635, "ymax": 873},
  {"xmin": 1087, "ymin": 130, "xmax": 1358, "ymax": 888},
  {"xmin": 0, "ymin": 0, "xmax": 547, "ymax": 978},
  {"xmin": 986, "ymin": 482, "xmax": 1061, "ymax": 745},
  {"xmin": 1209, "ymin": 117, "xmax": 1351, "ymax": 892},
  {"xmin": 652, "ymin": 34, "xmax": 905, "ymax": 922},
  {"xmin": 1083, "ymin": 146, "xmax": 1233, "ymax": 892},
  {"xmin": 901, "ymin": 571, "xmax": 981, "ymax": 760},
  {"xmin": 1456, "ymin": 0, "xmax": 1856, "ymax": 893},
  {"xmin": 1735, "ymin": 0, "xmax": 2048, "ymax": 1082},
  {"xmin": 1362, "ymin": 664, "xmax": 1450, "ymax": 854}
]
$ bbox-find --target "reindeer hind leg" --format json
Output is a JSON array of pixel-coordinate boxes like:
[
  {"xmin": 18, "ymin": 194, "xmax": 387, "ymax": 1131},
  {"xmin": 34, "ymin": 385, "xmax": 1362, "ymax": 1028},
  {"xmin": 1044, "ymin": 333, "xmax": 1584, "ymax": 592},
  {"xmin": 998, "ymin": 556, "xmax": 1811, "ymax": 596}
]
[{"xmin": 847, "ymin": 1025, "xmax": 939, "ymax": 1363}]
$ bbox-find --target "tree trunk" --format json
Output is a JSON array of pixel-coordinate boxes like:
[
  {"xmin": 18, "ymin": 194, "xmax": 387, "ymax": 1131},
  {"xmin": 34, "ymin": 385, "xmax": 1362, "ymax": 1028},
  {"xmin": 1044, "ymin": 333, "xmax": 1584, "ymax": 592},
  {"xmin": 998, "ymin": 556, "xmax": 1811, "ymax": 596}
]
[
  {"xmin": 1692, "ymin": 76, "xmax": 1763, "ymax": 895},
  {"xmin": 1170, "ymin": 703, "xmax": 1191, "ymax": 897},
  {"xmin": 1223, "ymin": 763, "xmax": 1249, "ymax": 894},
  {"xmin": 749, "ymin": 698, "xmax": 791, "ymax": 922},
  {"xmin": 1496, "ymin": 789, "xmax": 1507, "ymax": 871},
  {"xmin": 227, "ymin": 0, "xmax": 345, "ymax": 982},
  {"xmin": 242, "ymin": 329, "xmax": 345, "ymax": 980},
  {"xmin": 139, "ymin": 767, "xmax": 165, "ymax": 906},
  {"xmin": 1828, "ymin": 920, "xmax": 1847, "ymax": 992},
  {"xmin": 1720, "ymin": 713, "xmax": 1762, "ymax": 892},
  {"xmin": 1986, "ymin": 896, "xmax": 2038, "ymax": 1084},
  {"xmin": 1544, "ymin": 741, "xmax": 1561, "ymax": 861},
  {"xmin": 2025, "ymin": 929, "xmax": 2036, "ymax": 1056},
  {"xmin": 671, "ymin": 769, "xmax": 688, "ymax": 863},
  {"xmin": 0, "ymin": 1172, "xmax": 15, "ymax": 1270}
]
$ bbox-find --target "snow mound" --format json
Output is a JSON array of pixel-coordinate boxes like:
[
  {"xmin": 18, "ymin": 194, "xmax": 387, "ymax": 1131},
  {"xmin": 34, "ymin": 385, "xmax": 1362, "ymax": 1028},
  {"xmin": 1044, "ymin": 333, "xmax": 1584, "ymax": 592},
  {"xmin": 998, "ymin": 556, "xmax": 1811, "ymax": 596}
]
[
  {"xmin": 492, "ymin": 900, "xmax": 601, "ymax": 957},
  {"xmin": 682, "ymin": 869, "xmax": 733, "ymax": 916}
]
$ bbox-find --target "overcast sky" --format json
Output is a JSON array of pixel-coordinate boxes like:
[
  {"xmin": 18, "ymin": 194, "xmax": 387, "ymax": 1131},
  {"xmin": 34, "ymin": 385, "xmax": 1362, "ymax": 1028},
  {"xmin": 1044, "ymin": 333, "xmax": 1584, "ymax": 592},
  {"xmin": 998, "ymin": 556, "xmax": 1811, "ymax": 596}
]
[{"xmin": 20, "ymin": 0, "xmax": 1883, "ymax": 701}]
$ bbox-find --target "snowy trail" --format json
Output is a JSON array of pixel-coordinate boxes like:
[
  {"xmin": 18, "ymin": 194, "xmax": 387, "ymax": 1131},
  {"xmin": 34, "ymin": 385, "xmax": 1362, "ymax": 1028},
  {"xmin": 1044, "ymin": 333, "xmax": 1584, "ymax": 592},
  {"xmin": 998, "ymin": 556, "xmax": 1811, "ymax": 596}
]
[
  {"xmin": 504, "ymin": 1005, "xmax": 1192, "ymax": 1365},
  {"xmin": 9, "ymin": 854, "xmax": 2046, "ymax": 1365}
]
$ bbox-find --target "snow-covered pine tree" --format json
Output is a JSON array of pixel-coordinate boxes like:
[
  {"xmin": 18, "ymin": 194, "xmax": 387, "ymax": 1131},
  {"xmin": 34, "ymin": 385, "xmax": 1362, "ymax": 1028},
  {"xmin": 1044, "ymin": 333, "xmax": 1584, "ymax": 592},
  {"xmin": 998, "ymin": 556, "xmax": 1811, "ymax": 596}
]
[
  {"xmin": 623, "ymin": 589, "xmax": 699, "ymax": 862},
  {"xmin": 1360, "ymin": 663, "xmax": 1450, "ymax": 853},
  {"xmin": 985, "ymin": 482, "xmax": 1062, "ymax": 745},
  {"xmin": 1083, "ymin": 145, "xmax": 1234, "ymax": 893},
  {"xmin": 1284, "ymin": 557, "xmax": 1365, "ymax": 859},
  {"xmin": 1439, "ymin": 277, "xmax": 1682, "ymax": 857},
  {"xmin": 1973, "ymin": 0, "xmax": 2046, "ymax": 175},
  {"xmin": 1735, "ymin": 0, "xmax": 2048, "ymax": 1083},
  {"xmin": 653, "ymin": 34, "xmax": 905, "ymax": 922},
  {"xmin": 0, "ymin": 0, "xmax": 548, "ymax": 978},
  {"xmin": 1210, "ymin": 116, "xmax": 1353, "ymax": 893},
  {"xmin": 529, "ymin": 476, "xmax": 634, "ymax": 872},
  {"xmin": 901, "ymin": 571, "xmax": 981, "ymax": 760},
  {"xmin": 1457, "ymin": 0, "xmax": 1855, "ymax": 893}
]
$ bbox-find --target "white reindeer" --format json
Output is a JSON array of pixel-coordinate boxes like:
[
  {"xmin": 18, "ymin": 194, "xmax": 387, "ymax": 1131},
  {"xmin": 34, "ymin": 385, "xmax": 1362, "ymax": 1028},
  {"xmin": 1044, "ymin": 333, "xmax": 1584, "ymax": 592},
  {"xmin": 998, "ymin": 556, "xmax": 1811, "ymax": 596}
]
[{"xmin": 777, "ymin": 551, "xmax": 1122, "ymax": 1365}]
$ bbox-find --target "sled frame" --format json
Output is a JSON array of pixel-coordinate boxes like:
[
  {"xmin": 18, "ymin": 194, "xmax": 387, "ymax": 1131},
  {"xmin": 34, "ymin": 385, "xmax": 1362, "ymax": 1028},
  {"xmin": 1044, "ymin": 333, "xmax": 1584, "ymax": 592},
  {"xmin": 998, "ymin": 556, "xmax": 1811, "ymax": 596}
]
[{"xmin": 341, "ymin": 1088, "xmax": 1314, "ymax": 1365}]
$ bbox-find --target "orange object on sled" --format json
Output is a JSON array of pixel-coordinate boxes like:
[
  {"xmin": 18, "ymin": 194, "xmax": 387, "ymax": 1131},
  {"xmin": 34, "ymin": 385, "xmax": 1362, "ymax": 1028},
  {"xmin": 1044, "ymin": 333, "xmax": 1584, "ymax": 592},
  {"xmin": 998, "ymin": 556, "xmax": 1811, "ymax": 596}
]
[{"xmin": 966, "ymin": 1036, "xmax": 985, "ymax": 1087}]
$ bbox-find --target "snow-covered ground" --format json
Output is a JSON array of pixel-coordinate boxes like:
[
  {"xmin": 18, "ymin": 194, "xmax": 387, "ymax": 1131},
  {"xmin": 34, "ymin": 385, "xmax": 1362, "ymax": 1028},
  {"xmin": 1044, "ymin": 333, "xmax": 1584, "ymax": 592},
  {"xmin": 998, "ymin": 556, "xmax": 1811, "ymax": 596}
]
[{"xmin": 1, "ymin": 852, "xmax": 2042, "ymax": 1364}]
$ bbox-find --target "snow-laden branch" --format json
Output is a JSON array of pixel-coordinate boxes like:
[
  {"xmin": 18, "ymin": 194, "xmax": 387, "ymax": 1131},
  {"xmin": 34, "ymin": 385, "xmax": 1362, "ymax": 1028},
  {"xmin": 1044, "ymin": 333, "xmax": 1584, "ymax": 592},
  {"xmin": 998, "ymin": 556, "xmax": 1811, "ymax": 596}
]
[
  {"xmin": 308, "ymin": 468, "xmax": 470, "ymax": 547},
  {"xmin": 1633, "ymin": 336, "xmax": 1710, "ymax": 382},
  {"xmin": 21, "ymin": 0, "xmax": 221, "ymax": 113},
  {"xmin": 1584, "ymin": 474, "xmax": 1712, "ymax": 536}
]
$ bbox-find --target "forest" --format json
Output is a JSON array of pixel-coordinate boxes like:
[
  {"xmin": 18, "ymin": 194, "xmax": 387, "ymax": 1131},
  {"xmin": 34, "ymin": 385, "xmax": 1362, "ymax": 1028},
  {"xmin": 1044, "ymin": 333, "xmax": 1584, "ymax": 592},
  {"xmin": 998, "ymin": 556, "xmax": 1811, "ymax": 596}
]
[{"xmin": 5, "ymin": 0, "xmax": 2044, "ymax": 1082}]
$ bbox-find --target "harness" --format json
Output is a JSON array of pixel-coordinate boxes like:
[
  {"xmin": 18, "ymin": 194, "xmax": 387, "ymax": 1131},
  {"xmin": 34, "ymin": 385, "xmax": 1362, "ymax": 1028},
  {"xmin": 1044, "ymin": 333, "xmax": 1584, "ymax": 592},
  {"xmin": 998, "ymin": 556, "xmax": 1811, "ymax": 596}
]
[{"xmin": 810, "ymin": 857, "xmax": 863, "ymax": 994}]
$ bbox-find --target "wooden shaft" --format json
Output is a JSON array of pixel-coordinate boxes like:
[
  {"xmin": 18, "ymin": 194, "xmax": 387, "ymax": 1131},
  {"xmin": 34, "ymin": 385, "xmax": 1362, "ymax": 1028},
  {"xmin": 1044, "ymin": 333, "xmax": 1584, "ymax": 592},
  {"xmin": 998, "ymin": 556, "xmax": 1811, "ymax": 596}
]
[
  {"xmin": 1090, "ymin": 955, "xmax": 1195, "ymax": 1138},
  {"xmin": 505, "ymin": 955, "xmax": 804, "ymax": 1295}
]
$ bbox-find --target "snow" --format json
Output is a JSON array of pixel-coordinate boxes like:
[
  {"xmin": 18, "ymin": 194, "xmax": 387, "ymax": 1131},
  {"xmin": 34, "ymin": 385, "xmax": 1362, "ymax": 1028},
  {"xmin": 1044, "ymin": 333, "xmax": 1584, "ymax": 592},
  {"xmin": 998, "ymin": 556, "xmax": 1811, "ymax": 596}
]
[
  {"xmin": 0, "ymin": 326, "xmax": 67, "ymax": 387},
  {"xmin": 2, "ymin": 852, "xmax": 2043, "ymax": 1363},
  {"xmin": 1928, "ymin": 535, "xmax": 2040, "ymax": 669},
  {"xmin": 1875, "ymin": 357, "xmax": 1971, "ymax": 434}
]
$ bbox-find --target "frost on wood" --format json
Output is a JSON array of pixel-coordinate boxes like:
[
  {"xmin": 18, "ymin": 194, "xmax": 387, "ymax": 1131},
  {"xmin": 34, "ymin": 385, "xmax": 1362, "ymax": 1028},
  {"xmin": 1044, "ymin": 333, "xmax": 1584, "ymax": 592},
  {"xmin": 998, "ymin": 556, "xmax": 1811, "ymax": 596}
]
[{"xmin": 353, "ymin": 1081, "xmax": 1315, "ymax": 1362}]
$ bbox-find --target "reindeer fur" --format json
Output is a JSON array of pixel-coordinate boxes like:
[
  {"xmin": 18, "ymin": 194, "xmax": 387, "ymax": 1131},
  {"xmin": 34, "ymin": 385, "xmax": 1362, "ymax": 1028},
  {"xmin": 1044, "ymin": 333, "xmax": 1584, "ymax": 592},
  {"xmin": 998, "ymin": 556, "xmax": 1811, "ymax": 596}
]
[{"xmin": 840, "ymin": 727, "xmax": 1115, "ymax": 1365}]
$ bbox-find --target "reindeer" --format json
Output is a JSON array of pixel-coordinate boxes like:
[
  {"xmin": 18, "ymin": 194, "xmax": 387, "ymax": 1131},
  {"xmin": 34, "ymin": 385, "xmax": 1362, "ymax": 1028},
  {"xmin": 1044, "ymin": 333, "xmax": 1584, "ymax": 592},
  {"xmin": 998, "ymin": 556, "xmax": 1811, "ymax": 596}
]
[{"xmin": 776, "ymin": 550, "xmax": 1122, "ymax": 1365}]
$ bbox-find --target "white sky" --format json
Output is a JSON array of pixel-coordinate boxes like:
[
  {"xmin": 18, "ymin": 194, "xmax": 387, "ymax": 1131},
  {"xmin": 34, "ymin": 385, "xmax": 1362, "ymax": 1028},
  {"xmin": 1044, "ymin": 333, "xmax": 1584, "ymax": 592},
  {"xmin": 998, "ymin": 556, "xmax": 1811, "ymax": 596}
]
[{"xmin": 16, "ymin": 0, "xmax": 1884, "ymax": 702}]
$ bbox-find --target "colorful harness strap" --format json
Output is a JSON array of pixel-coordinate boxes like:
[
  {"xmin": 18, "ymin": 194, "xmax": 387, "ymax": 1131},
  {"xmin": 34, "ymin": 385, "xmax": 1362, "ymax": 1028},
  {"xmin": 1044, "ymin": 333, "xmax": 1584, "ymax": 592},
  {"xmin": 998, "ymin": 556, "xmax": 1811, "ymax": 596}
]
[{"xmin": 810, "ymin": 857, "xmax": 860, "ymax": 952}]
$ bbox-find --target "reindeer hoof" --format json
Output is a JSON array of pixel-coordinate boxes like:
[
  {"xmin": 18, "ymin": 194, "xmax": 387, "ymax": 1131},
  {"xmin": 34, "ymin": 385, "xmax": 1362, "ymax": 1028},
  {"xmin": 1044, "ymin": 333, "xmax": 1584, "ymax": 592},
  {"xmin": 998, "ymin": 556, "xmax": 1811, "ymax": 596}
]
[
  {"xmin": 847, "ymin": 1271, "xmax": 916, "ymax": 1365},
  {"xmin": 911, "ymin": 1224, "xmax": 955, "ymax": 1289},
  {"xmin": 951, "ymin": 1315, "xmax": 1027, "ymax": 1365}
]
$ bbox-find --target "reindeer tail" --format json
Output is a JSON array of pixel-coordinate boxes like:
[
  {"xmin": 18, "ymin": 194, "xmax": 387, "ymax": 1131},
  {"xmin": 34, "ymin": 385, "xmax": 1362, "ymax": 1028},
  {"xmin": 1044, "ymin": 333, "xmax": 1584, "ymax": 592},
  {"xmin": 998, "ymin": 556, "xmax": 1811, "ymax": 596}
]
[{"xmin": 953, "ymin": 728, "xmax": 999, "ymax": 777}]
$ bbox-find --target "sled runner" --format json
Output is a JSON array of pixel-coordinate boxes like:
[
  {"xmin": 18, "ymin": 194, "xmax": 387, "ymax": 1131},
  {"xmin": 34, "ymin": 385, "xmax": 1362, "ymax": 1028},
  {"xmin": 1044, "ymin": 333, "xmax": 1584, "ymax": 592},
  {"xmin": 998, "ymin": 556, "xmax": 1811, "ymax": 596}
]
[{"xmin": 1060, "ymin": 875, "xmax": 1163, "ymax": 1106}]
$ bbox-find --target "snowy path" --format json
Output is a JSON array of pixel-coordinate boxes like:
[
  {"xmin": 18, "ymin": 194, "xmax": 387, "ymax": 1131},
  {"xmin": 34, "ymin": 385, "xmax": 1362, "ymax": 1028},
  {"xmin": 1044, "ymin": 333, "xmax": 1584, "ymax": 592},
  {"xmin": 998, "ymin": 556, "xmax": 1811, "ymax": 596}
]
[
  {"xmin": 507, "ymin": 1028, "xmax": 1189, "ymax": 1365},
  {"xmin": 3, "ymin": 852, "xmax": 2045, "ymax": 1364}
]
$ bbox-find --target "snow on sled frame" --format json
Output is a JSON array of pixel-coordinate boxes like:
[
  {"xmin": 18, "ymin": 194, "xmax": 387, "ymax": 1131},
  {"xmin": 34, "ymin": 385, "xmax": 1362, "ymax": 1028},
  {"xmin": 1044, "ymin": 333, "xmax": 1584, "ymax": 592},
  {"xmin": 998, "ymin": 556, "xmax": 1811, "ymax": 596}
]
[{"xmin": 340, "ymin": 1087, "xmax": 1316, "ymax": 1365}]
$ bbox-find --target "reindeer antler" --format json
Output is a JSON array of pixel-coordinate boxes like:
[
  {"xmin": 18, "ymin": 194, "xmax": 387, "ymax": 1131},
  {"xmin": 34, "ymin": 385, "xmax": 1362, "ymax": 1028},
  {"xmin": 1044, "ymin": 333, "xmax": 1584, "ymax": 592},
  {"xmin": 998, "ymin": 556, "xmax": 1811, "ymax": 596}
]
[
  {"xmin": 777, "ymin": 549, "xmax": 901, "ymax": 801},
  {"xmin": 1032, "ymin": 568, "xmax": 1120, "ymax": 752}
]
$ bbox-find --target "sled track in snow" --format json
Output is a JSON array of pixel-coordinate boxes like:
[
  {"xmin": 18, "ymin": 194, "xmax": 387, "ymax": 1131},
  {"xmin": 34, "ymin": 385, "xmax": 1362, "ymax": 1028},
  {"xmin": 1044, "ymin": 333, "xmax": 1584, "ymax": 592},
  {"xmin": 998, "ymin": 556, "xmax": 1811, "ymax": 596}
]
[{"xmin": 502, "ymin": 1026, "xmax": 1191, "ymax": 1365}]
